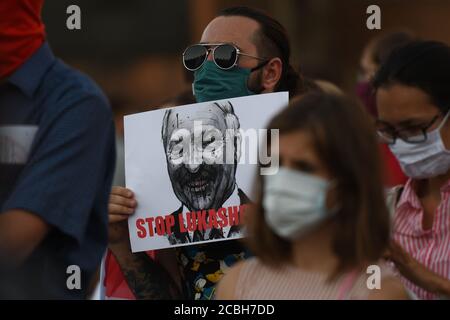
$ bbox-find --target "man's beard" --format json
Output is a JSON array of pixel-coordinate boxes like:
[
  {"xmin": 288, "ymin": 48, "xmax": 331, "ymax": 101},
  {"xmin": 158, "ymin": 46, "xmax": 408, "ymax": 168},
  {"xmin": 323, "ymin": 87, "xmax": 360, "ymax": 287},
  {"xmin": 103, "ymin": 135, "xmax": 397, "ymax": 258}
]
[
  {"xmin": 172, "ymin": 164, "xmax": 222, "ymax": 211},
  {"xmin": 248, "ymin": 68, "xmax": 264, "ymax": 94}
]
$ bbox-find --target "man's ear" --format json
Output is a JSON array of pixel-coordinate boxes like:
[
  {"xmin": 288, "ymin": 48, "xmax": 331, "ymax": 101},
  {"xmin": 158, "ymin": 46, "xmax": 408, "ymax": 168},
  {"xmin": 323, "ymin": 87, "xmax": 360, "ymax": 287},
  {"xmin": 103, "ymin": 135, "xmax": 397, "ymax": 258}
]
[{"xmin": 261, "ymin": 57, "xmax": 283, "ymax": 92}]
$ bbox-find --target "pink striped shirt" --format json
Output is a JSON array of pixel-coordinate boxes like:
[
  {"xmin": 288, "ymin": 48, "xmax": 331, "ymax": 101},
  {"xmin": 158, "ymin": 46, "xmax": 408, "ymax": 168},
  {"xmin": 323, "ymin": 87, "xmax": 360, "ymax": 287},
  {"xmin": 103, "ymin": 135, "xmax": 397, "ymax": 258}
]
[{"xmin": 393, "ymin": 178, "xmax": 450, "ymax": 299}]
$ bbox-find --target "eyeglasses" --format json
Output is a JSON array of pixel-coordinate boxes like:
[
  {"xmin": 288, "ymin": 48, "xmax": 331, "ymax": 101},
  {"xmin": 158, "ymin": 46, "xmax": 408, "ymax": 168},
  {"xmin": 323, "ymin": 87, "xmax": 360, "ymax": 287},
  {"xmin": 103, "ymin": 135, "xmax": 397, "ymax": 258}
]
[
  {"xmin": 182, "ymin": 43, "xmax": 268, "ymax": 71},
  {"xmin": 376, "ymin": 114, "xmax": 442, "ymax": 144}
]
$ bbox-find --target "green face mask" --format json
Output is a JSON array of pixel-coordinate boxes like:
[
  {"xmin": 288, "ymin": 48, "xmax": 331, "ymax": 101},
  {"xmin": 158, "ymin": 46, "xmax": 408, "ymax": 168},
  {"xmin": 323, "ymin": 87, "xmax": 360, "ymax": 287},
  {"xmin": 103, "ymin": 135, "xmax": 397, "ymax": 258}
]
[{"xmin": 193, "ymin": 61, "xmax": 263, "ymax": 103}]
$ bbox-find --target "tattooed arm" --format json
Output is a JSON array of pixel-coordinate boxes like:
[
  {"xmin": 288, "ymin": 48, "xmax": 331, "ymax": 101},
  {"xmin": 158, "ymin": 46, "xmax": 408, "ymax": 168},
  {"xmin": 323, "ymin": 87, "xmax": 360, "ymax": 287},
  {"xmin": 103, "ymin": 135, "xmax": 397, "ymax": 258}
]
[
  {"xmin": 108, "ymin": 187, "xmax": 184, "ymax": 299},
  {"xmin": 109, "ymin": 239, "xmax": 183, "ymax": 299}
]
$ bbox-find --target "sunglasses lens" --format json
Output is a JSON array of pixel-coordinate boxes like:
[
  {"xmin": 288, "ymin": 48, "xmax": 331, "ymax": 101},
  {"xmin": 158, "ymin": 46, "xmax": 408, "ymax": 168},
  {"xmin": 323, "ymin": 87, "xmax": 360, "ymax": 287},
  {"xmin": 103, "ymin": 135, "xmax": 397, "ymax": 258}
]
[
  {"xmin": 214, "ymin": 44, "xmax": 237, "ymax": 69},
  {"xmin": 184, "ymin": 45, "xmax": 207, "ymax": 71}
]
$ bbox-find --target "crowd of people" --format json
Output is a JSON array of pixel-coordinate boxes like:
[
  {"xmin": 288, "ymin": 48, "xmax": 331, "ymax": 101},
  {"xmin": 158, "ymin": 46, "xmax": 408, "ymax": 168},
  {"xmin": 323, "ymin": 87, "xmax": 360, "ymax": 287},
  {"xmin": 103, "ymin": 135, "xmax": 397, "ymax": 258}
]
[{"xmin": 1, "ymin": 1, "xmax": 449, "ymax": 300}]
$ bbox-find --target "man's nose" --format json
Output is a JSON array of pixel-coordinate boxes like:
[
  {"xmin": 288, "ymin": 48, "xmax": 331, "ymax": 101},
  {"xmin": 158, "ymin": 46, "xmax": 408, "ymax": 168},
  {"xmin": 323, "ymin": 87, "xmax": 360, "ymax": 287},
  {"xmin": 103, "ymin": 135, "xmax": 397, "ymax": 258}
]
[
  {"xmin": 186, "ymin": 162, "xmax": 202, "ymax": 173},
  {"xmin": 185, "ymin": 149, "xmax": 203, "ymax": 173},
  {"xmin": 206, "ymin": 48, "xmax": 214, "ymax": 61}
]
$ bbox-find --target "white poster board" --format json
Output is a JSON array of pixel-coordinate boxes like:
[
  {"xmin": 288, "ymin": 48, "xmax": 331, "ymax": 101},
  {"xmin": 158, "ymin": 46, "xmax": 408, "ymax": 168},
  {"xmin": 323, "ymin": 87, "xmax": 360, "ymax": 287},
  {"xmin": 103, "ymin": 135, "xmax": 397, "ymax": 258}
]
[{"xmin": 125, "ymin": 92, "xmax": 288, "ymax": 252}]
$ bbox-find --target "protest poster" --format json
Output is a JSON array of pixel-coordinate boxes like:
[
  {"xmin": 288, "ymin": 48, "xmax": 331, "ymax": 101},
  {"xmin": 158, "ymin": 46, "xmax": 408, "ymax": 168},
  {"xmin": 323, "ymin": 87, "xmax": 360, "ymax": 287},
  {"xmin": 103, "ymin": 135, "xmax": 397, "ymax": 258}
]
[{"xmin": 124, "ymin": 92, "xmax": 289, "ymax": 252}]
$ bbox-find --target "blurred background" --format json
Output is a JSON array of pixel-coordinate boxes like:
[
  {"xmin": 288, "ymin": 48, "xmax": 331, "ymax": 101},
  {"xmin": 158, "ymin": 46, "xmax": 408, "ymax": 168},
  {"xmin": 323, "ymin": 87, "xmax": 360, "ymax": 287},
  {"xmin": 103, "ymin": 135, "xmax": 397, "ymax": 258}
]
[
  {"xmin": 39, "ymin": 0, "xmax": 450, "ymax": 299},
  {"xmin": 42, "ymin": 0, "xmax": 450, "ymax": 115}
]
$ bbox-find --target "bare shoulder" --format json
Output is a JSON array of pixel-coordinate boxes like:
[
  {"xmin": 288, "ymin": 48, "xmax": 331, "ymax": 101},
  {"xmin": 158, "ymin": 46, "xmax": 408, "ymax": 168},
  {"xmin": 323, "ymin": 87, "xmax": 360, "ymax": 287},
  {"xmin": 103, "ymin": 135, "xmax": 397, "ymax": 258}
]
[
  {"xmin": 215, "ymin": 260, "xmax": 247, "ymax": 300},
  {"xmin": 368, "ymin": 276, "xmax": 409, "ymax": 300}
]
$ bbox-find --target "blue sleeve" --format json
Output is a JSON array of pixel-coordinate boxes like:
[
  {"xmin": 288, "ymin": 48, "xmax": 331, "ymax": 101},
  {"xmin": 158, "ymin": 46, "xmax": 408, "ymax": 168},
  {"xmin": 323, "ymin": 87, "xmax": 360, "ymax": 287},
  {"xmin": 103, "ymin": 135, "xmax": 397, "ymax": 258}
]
[{"xmin": 2, "ymin": 95, "xmax": 115, "ymax": 244}]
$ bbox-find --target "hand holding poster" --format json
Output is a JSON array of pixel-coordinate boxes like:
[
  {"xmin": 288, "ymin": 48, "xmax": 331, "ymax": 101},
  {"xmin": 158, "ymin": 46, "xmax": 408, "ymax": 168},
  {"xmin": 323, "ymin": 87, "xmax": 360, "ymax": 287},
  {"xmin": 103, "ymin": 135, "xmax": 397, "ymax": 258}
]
[{"xmin": 125, "ymin": 92, "xmax": 288, "ymax": 252}]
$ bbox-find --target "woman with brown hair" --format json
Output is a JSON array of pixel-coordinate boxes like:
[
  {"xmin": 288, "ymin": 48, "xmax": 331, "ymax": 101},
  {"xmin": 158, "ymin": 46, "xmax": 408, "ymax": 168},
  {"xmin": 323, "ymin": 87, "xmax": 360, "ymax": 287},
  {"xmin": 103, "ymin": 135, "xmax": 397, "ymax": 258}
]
[{"xmin": 216, "ymin": 93, "xmax": 408, "ymax": 300}]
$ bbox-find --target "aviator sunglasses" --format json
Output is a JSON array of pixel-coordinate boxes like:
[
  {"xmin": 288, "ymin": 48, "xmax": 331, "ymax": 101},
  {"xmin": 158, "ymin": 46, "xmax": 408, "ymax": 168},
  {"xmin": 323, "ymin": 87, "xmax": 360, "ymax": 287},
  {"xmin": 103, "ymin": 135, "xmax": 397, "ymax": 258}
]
[{"xmin": 182, "ymin": 43, "xmax": 269, "ymax": 71}]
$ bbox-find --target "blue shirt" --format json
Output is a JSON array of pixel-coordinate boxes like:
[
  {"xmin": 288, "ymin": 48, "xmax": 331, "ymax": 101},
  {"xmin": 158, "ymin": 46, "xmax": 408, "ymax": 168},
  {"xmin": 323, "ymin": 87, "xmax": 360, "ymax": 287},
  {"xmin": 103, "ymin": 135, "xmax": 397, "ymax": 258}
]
[{"xmin": 0, "ymin": 43, "xmax": 116, "ymax": 299}]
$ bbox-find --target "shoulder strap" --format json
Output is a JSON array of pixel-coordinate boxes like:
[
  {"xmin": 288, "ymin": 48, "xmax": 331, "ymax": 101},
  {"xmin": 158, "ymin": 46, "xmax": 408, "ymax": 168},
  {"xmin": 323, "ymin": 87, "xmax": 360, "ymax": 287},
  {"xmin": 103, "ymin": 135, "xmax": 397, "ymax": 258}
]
[{"xmin": 337, "ymin": 270, "xmax": 360, "ymax": 300}]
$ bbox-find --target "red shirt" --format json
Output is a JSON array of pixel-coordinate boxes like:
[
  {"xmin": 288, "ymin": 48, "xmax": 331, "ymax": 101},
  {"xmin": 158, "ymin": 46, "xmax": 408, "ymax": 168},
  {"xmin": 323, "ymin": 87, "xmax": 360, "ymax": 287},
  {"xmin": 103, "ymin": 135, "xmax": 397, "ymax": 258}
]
[{"xmin": 380, "ymin": 144, "xmax": 407, "ymax": 187}]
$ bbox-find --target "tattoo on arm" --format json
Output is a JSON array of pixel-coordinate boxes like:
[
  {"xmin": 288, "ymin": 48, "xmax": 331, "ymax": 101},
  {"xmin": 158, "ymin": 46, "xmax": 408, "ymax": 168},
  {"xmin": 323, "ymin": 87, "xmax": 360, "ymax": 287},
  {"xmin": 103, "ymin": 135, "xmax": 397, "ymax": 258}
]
[{"xmin": 117, "ymin": 251, "xmax": 183, "ymax": 299}]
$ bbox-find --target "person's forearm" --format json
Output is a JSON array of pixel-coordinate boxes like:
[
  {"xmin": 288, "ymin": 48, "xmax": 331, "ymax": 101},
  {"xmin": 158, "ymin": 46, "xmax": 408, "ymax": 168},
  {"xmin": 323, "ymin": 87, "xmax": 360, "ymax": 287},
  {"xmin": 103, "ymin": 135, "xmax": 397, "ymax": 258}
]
[
  {"xmin": 423, "ymin": 269, "xmax": 450, "ymax": 297},
  {"xmin": 438, "ymin": 279, "xmax": 450, "ymax": 297},
  {"xmin": 0, "ymin": 210, "xmax": 49, "ymax": 269},
  {"xmin": 400, "ymin": 259, "xmax": 450, "ymax": 297},
  {"xmin": 109, "ymin": 242, "xmax": 183, "ymax": 299}
]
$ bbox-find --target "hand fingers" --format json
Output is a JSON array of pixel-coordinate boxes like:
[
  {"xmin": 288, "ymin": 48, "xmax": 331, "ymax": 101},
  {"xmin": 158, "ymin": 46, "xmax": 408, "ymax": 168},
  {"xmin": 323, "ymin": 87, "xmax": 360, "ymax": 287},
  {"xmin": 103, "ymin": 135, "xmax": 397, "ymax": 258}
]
[
  {"xmin": 109, "ymin": 194, "xmax": 137, "ymax": 209},
  {"xmin": 109, "ymin": 213, "xmax": 130, "ymax": 223},
  {"xmin": 109, "ymin": 203, "xmax": 135, "ymax": 216},
  {"xmin": 111, "ymin": 186, "xmax": 134, "ymax": 198},
  {"xmin": 387, "ymin": 241, "xmax": 410, "ymax": 266}
]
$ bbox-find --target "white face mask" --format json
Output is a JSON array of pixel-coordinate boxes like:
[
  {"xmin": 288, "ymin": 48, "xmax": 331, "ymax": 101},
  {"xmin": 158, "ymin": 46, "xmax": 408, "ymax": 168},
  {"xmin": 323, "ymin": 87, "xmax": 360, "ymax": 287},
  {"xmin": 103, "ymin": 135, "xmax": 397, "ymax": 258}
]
[
  {"xmin": 263, "ymin": 167, "xmax": 334, "ymax": 240},
  {"xmin": 389, "ymin": 111, "xmax": 450, "ymax": 179}
]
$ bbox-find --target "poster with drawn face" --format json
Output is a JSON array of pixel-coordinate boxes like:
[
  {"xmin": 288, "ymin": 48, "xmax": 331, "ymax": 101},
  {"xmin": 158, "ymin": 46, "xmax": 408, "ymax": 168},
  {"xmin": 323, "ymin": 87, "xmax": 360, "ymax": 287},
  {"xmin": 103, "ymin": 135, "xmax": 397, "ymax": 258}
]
[{"xmin": 125, "ymin": 92, "xmax": 289, "ymax": 252}]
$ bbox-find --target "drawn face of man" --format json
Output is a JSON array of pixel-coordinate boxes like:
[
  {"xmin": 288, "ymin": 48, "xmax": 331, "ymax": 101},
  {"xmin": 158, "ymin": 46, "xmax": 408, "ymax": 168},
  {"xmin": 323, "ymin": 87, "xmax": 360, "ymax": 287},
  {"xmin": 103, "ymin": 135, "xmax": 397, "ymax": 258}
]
[{"xmin": 163, "ymin": 104, "xmax": 239, "ymax": 211}]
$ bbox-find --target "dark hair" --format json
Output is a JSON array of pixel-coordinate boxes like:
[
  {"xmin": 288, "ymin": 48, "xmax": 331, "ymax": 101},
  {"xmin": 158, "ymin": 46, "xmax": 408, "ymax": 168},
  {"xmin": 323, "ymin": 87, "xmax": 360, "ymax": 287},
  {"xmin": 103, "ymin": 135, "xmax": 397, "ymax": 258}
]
[
  {"xmin": 219, "ymin": 6, "xmax": 302, "ymax": 96},
  {"xmin": 162, "ymin": 88, "xmax": 196, "ymax": 108},
  {"xmin": 373, "ymin": 40, "xmax": 450, "ymax": 114},
  {"xmin": 370, "ymin": 31, "xmax": 416, "ymax": 66},
  {"xmin": 246, "ymin": 93, "xmax": 390, "ymax": 277},
  {"xmin": 300, "ymin": 77, "xmax": 323, "ymax": 93}
]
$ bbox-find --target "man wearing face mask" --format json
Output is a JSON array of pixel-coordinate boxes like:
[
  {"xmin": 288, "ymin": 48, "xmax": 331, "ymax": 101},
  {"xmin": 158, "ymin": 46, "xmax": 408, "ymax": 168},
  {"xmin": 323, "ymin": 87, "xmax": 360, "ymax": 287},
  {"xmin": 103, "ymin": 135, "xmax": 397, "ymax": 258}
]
[
  {"xmin": 374, "ymin": 41, "xmax": 450, "ymax": 299},
  {"xmin": 106, "ymin": 6, "xmax": 302, "ymax": 300}
]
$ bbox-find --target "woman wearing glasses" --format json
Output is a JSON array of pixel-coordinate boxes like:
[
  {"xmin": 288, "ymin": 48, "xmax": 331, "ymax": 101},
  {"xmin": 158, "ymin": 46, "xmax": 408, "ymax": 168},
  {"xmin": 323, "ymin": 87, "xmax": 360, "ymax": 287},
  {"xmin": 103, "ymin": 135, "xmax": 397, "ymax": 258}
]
[{"xmin": 374, "ymin": 40, "xmax": 450, "ymax": 299}]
